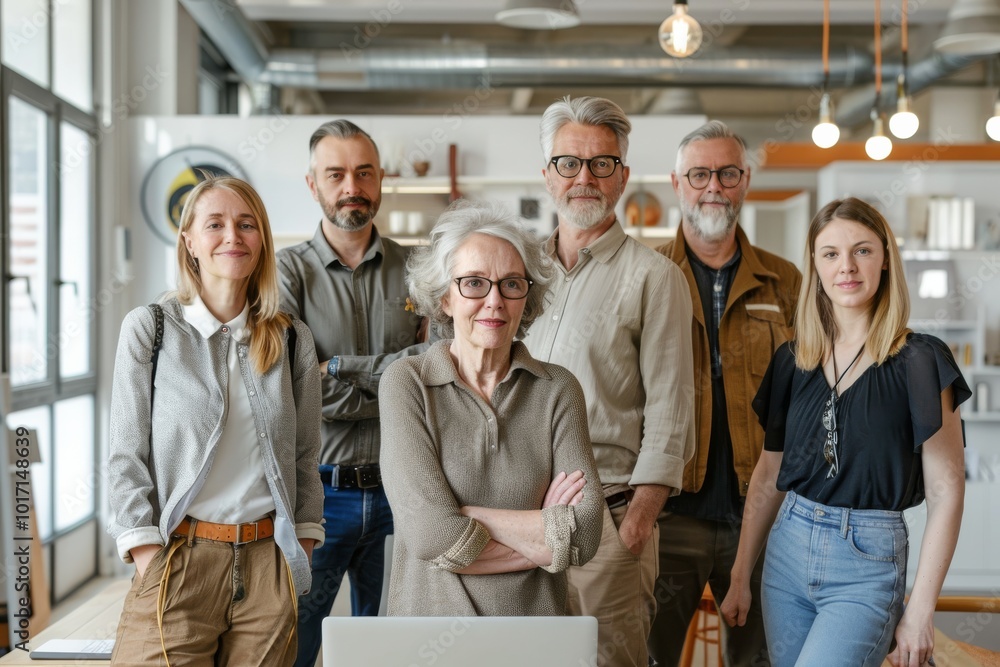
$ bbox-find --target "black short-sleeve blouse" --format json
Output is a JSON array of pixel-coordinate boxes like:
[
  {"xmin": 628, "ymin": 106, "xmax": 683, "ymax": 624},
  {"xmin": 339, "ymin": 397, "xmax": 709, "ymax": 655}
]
[{"xmin": 753, "ymin": 333, "xmax": 970, "ymax": 511}]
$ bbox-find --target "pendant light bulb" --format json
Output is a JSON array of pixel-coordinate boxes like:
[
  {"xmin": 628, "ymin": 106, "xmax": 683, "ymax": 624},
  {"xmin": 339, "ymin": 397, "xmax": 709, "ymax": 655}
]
[
  {"xmin": 865, "ymin": 114, "xmax": 893, "ymax": 161},
  {"xmin": 659, "ymin": 2, "xmax": 703, "ymax": 58},
  {"xmin": 889, "ymin": 102, "xmax": 919, "ymax": 139},
  {"xmin": 987, "ymin": 100, "xmax": 1000, "ymax": 141},
  {"xmin": 812, "ymin": 92, "xmax": 841, "ymax": 148}
]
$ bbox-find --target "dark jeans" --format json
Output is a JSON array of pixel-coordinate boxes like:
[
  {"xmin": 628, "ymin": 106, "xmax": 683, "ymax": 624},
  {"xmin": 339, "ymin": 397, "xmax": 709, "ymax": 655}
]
[
  {"xmin": 648, "ymin": 512, "xmax": 769, "ymax": 667},
  {"xmin": 293, "ymin": 468, "xmax": 394, "ymax": 667}
]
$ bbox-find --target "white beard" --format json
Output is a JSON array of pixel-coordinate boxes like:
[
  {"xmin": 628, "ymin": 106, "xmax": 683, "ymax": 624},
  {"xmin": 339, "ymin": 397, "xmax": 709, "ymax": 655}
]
[
  {"xmin": 683, "ymin": 198, "xmax": 739, "ymax": 242},
  {"xmin": 553, "ymin": 186, "xmax": 619, "ymax": 230}
]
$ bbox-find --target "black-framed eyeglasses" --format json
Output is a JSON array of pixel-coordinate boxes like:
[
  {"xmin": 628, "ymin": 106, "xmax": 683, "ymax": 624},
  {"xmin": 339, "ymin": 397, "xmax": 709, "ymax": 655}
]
[
  {"xmin": 454, "ymin": 276, "xmax": 533, "ymax": 300},
  {"xmin": 683, "ymin": 167, "xmax": 745, "ymax": 189},
  {"xmin": 821, "ymin": 391, "xmax": 840, "ymax": 479},
  {"xmin": 549, "ymin": 155, "xmax": 623, "ymax": 179}
]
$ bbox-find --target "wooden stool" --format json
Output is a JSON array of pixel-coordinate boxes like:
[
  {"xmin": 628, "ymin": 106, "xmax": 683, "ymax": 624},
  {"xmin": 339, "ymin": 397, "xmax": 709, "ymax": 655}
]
[{"xmin": 679, "ymin": 584, "xmax": 724, "ymax": 667}]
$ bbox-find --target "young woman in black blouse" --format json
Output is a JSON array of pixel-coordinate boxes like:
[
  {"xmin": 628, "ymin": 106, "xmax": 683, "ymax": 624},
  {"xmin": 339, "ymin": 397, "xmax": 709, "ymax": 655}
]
[{"xmin": 720, "ymin": 198, "xmax": 968, "ymax": 667}]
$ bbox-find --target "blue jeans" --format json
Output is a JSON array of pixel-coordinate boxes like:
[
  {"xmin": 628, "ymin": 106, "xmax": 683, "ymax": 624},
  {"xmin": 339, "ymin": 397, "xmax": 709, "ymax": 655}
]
[
  {"xmin": 761, "ymin": 492, "xmax": 907, "ymax": 667},
  {"xmin": 294, "ymin": 467, "xmax": 394, "ymax": 667}
]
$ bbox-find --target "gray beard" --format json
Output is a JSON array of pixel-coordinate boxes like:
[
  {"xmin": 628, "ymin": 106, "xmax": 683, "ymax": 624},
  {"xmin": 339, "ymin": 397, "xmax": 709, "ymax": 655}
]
[
  {"xmin": 554, "ymin": 188, "xmax": 617, "ymax": 230},
  {"xmin": 683, "ymin": 199, "xmax": 739, "ymax": 242},
  {"xmin": 321, "ymin": 196, "xmax": 381, "ymax": 232}
]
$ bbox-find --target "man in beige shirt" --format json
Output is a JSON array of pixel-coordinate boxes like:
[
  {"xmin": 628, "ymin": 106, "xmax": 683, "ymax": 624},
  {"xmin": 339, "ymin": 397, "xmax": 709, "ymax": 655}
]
[{"xmin": 525, "ymin": 96, "xmax": 696, "ymax": 667}]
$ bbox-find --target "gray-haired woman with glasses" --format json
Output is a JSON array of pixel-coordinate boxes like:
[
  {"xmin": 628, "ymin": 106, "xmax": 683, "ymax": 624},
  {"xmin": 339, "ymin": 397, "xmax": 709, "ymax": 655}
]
[
  {"xmin": 378, "ymin": 200, "xmax": 603, "ymax": 616},
  {"xmin": 721, "ymin": 198, "xmax": 968, "ymax": 667}
]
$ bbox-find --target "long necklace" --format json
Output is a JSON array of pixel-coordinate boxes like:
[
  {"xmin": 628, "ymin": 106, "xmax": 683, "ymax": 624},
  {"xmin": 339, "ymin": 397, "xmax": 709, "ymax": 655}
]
[{"xmin": 822, "ymin": 342, "xmax": 865, "ymax": 478}]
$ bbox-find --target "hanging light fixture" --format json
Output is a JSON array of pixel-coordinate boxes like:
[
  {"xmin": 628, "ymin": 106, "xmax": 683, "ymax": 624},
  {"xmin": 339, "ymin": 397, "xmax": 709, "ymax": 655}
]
[
  {"xmin": 934, "ymin": 0, "xmax": 1000, "ymax": 55},
  {"xmin": 812, "ymin": 0, "xmax": 841, "ymax": 148},
  {"xmin": 889, "ymin": 0, "xmax": 919, "ymax": 139},
  {"xmin": 496, "ymin": 0, "xmax": 581, "ymax": 29},
  {"xmin": 986, "ymin": 96, "xmax": 1000, "ymax": 140},
  {"xmin": 659, "ymin": 1, "xmax": 703, "ymax": 58},
  {"xmin": 866, "ymin": 0, "xmax": 893, "ymax": 160}
]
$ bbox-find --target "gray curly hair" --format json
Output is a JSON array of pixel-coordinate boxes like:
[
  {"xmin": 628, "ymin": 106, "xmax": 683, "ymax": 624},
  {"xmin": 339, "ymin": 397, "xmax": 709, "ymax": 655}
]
[{"xmin": 406, "ymin": 200, "xmax": 553, "ymax": 338}]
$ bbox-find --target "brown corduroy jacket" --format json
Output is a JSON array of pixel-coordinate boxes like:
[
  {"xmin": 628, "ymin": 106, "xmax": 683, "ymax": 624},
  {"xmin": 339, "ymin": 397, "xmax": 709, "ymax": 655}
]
[{"xmin": 657, "ymin": 225, "xmax": 801, "ymax": 496}]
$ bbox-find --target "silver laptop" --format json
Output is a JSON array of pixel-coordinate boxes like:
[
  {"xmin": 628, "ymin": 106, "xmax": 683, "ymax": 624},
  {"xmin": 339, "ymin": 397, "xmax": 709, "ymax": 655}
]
[{"xmin": 322, "ymin": 616, "xmax": 597, "ymax": 667}]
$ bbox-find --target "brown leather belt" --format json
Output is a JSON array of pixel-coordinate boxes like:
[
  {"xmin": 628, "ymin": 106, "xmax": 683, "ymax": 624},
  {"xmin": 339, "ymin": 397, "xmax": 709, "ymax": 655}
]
[{"xmin": 173, "ymin": 517, "xmax": 274, "ymax": 544}]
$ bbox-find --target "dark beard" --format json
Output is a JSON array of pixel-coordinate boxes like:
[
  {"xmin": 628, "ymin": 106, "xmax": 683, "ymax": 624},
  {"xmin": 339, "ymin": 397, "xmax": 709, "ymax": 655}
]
[{"xmin": 324, "ymin": 195, "xmax": 380, "ymax": 231}]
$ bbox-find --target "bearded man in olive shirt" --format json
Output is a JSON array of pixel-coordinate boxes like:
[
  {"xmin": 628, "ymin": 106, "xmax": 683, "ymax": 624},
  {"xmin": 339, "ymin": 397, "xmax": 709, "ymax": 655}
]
[
  {"xmin": 277, "ymin": 120, "xmax": 427, "ymax": 667},
  {"xmin": 525, "ymin": 96, "xmax": 696, "ymax": 667}
]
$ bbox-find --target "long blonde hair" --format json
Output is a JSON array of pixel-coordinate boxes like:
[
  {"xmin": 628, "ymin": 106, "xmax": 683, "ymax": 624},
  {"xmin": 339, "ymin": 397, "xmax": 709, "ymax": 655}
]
[
  {"xmin": 175, "ymin": 175, "xmax": 291, "ymax": 374},
  {"xmin": 794, "ymin": 197, "xmax": 910, "ymax": 370}
]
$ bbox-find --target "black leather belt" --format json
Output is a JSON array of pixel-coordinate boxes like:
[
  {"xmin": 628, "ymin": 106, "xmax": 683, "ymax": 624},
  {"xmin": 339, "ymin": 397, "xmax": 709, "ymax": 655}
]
[
  {"xmin": 605, "ymin": 490, "xmax": 634, "ymax": 509},
  {"xmin": 321, "ymin": 464, "xmax": 382, "ymax": 490}
]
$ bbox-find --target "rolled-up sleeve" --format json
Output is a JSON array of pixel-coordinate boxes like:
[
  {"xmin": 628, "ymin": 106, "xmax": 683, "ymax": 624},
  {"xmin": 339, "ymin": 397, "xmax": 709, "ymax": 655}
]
[
  {"xmin": 631, "ymin": 261, "xmax": 696, "ymax": 490},
  {"xmin": 540, "ymin": 369, "xmax": 603, "ymax": 572},
  {"xmin": 379, "ymin": 359, "xmax": 491, "ymax": 570}
]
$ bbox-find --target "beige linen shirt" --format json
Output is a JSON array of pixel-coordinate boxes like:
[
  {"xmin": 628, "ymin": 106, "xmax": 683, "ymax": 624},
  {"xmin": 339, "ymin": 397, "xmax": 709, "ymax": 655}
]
[{"xmin": 524, "ymin": 222, "xmax": 696, "ymax": 491}]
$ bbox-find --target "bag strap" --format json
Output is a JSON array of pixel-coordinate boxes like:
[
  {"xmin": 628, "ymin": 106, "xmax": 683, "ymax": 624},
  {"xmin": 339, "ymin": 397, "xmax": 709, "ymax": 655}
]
[{"xmin": 148, "ymin": 303, "xmax": 164, "ymax": 395}]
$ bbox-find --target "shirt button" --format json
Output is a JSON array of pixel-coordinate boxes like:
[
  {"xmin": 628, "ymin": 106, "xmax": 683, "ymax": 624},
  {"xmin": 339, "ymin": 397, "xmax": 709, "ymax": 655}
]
[
  {"xmin": 565, "ymin": 276, "xmax": 571, "ymax": 282},
  {"xmin": 487, "ymin": 416, "xmax": 493, "ymax": 422},
  {"xmin": 249, "ymin": 390, "xmax": 255, "ymax": 396},
  {"xmin": 552, "ymin": 314, "xmax": 559, "ymax": 321},
  {"xmin": 582, "ymin": 248, "xmax": 590, "ymax": 254},
  {"xmin": 259, "ymin": 432, "xmax": 266, "ymax": 438},
  {"xmin": 221, "ymin": 326, "xmax": 229, "ymax": 333}
]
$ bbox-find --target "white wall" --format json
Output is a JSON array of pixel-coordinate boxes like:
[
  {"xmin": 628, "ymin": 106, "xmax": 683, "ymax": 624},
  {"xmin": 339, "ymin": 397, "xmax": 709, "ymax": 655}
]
[{"xmin": 120, "ymin": 113, "xmax": 705, "ymax": 308}]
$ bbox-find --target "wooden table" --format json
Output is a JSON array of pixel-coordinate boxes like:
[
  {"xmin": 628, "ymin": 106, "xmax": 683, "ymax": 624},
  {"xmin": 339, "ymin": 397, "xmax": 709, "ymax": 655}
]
[{"xmin": 0, "ymin": 579, "xmax": 128, "ymax": 665}]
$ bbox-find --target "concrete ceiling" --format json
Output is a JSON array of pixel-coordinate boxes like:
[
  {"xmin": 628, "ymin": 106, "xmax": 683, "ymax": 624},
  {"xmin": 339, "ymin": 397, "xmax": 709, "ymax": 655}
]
[{"xmin": 206, "ymin": 0, "xmax": 992, "ymax": 141}]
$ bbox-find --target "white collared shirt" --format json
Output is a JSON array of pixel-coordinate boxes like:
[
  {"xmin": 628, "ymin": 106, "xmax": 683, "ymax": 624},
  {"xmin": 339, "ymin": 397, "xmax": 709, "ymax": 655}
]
[{"xmin": 183, "ymin": 295, "xmax": 275, "ymax": 523}]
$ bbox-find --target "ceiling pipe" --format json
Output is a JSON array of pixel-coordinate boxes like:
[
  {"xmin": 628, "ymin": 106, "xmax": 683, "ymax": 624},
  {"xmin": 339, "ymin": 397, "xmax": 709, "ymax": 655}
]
[
  {"xmin": 834, "ymin": 51, "xmax": 985, "ymax": 128},
  {"xmin": 261, "ymin": 44, "xmax": 874, "ymax": 90},
  {"xmin": 178, "ymin": 0, "xmax": 269, "ymax": 81},
  {"xmin": 181, "ymin": 0, "xmax": 985, "ymax": 128}
]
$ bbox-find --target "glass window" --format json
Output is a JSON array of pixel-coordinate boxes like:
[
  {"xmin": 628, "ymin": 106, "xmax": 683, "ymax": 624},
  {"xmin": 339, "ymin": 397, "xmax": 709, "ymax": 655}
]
[
  {"xmin": 8, "ymin": 97, "xmax": 49, "ymax": 387},
  {"xmin": 53, "ymin": 0, "xmax": 92, "ymax": 111},
  {"xmin": 53, "ymin": 395, "xmax": 95, "ymax": 529},
  {"xmin": 1, "ymin": 0, "xmax": 50, "ymax": 87},
  {"xmin": 59, "ymin": 122, "xmax": 93, "ymax": 378},
  {"xmin": 6, "ymin": 406, "xmax": 53, "ymax": 540}
]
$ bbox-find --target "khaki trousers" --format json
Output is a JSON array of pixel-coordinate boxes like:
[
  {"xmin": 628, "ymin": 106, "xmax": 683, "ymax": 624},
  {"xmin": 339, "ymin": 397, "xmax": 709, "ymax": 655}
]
[
  {"xmin": 111, "ymin": 534, "xmax": 296, "ymax": 666},
  {"xmin": 566, "ymin": 502, "xmax": 659, "ymax": 667}
]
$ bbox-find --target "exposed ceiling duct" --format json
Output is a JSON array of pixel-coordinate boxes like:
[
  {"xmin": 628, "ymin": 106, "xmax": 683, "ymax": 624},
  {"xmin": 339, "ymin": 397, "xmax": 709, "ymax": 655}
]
[
  {"xmin": 183, "ymin": 0, "xmax": 986, "ymax": 128},
  {"xmin": 259, "ymin": 44, "xmax": 874, "ymax": 91}
]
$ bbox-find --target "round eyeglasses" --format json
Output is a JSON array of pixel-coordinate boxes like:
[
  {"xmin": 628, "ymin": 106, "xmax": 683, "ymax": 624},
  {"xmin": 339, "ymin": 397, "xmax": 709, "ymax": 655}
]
[
  {"xmin": 550, "ymin": 155, "xmax": 622, "ymax": 179},
  {"xmin": 454, "ymin": 276, "xmax": 533, "ymax": 300},
  {"xmin": 683, "ymin": 167, "xmax": 745, "ymax": 190}
]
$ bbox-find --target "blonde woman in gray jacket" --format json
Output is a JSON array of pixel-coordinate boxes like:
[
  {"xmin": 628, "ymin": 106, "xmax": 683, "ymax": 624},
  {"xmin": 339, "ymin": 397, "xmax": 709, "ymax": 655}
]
[{"xmin": 108, "ymin": 176, "xmax": 324, "ymax": 666}]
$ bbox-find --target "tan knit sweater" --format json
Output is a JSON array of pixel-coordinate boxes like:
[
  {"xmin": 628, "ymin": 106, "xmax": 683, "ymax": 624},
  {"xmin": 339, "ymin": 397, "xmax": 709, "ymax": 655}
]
[{"xmin": 379, "ymin": 340, "xmax": 603, "ymax": 615}]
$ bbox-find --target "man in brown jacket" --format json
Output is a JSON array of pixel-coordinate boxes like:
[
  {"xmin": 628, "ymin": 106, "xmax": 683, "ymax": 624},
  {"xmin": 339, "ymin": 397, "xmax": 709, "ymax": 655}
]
[{"xmin": 648, "ymin": 121, "xmax": 801, "ymax": 667}]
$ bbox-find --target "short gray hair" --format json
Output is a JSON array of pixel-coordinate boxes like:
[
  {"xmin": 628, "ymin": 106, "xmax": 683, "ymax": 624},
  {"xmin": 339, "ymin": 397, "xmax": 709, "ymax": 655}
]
[
  {"xmin": 540, "ymin": 96, "xmax": 632, "ymax": 164},
  {"xmin": 309, "ymin": 119, "xmax": 380, "ymax": 169},
  {"xmin": 407, "ymin": 200, "xmax": 553, "ymax": 338},
  {"xmin": 674, "ymin": 120, "xmax": 748, "ymax": 174}
]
